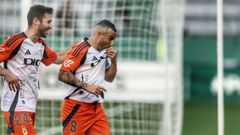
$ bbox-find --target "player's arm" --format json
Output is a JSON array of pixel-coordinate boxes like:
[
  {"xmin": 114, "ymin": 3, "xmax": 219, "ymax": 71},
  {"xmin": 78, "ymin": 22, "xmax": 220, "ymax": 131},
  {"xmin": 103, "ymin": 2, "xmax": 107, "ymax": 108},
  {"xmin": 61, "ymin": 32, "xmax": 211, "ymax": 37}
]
[
  {"xmin": 0, "ymin": 35, "xmax": 23, "ymax": 91},
  {"xmin": 0, "ymin": 65, "xmax": 20, "ymax": 91},
  {"xmin": 58, "ymin": 70, "xmax": 105, "ymax": 95},
  {"xmin": 41, "ymin": 40, "xmax": 74, "ymax": 65},
  {"xmin": 105, "ymin": 47, "xmax": 117, "ymax": 82},
  {"xmin": 54, "ymin": 47, "xmax": 71, "ymax": 64},
  {"xmin": 58, "ymin": 70, "xmax": 87, "ymax": 88},
  {"xmin": 54, "ymin": 42, "xmax": 80, "ymax": 64},
  {"xmin": 58, "ymin": 44, "xmax": 105, "ymax": 95},
  {"xmin": 0, "ymin": 65, "xmax": 8, "ymax": 76},
  {"xmin": 57, "ymin": 45, "xmax": 85, "ymax": 87}
]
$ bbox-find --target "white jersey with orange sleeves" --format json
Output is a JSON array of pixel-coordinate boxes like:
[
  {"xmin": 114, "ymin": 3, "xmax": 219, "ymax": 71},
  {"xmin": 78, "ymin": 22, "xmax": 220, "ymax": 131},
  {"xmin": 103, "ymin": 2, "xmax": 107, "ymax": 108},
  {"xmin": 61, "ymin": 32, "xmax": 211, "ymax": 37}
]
[
  {"xmin": 0, "ymin": 32, "xmax": 57, "ymax": 112},
  {"xmin": 60, "ymin": 38, "xmax": 111, "ymax": 103}
]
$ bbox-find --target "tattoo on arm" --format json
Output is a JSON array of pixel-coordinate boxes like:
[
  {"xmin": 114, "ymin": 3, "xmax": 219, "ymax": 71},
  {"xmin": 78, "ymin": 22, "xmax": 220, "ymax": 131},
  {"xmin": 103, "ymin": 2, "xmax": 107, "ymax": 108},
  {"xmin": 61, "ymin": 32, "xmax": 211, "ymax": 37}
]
[{"xmin": 58, "ymin": 70, "xmax": 87, "ymax": 88}]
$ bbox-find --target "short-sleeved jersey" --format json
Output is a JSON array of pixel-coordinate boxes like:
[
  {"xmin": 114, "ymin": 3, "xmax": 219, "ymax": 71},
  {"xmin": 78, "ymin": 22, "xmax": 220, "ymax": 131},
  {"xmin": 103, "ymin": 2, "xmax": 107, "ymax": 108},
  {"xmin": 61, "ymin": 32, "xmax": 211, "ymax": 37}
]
[
  {"xmin": 0, "ymin": 32, "xmax": 57, "ymax": 112},
  {"xmin": 60, "ymin": 38, "xmax": 111, "ymax": 103}
]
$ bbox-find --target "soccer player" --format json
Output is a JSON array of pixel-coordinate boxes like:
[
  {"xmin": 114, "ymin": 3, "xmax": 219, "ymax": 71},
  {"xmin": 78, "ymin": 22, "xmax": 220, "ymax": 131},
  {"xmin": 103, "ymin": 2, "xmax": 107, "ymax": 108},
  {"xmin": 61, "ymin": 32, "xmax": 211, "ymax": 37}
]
[
  {"xmin": 0, "ymin": 5, "xmax": 69, "ymax": 135},
  {"xmin": 58, "ymin": 19, "xmax": 117, "ymax": 135}
]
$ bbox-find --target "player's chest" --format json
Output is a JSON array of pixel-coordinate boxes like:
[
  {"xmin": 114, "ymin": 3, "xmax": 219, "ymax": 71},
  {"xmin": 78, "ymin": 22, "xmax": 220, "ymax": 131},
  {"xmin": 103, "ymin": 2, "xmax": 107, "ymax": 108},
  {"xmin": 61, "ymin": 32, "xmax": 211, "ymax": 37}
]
[
  {"xmin": 85, "ymin": 48, "xmax": 107, "ymax": 68},
  {"xmin": 13, "ymin": 40, "xmax": 45, "ymax": 67},
  {"xmin": 18, "ymin": 40, "xmax": 45, "ymax": 59}
]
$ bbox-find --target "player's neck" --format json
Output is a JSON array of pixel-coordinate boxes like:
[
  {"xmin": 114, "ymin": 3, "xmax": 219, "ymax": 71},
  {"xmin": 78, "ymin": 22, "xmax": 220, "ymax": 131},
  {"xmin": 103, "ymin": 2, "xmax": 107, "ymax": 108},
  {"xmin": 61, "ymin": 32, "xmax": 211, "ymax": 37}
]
[{"xmin": 25, "ymin": 28, "xmax": 40, "ymax": 43}]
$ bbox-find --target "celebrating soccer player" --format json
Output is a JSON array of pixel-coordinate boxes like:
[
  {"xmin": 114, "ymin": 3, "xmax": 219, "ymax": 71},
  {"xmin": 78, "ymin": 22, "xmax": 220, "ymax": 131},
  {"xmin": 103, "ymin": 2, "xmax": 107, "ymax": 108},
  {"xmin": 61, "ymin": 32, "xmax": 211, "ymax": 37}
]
[
  {"xmin": 0, "ymin": 5, "xmax": 69, "ymax": 135},
  {"xmin": 58, "ymin": 19, "xmax": 117, "ymax": 135}
]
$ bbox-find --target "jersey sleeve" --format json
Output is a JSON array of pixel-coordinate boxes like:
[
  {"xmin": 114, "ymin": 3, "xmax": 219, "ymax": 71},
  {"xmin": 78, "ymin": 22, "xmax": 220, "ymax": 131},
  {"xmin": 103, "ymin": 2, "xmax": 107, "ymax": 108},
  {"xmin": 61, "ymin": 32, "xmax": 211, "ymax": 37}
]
[
  {"xmin": 41, "ymin": 41, "xmax": 58, "ymax": 66},
  {"xmin": 60, "ymin": 44, "xmax": 89, "ymax": 72},
  {"xmin": 0, "ymin": 33, "xmax": 26, "ymax": 63}
]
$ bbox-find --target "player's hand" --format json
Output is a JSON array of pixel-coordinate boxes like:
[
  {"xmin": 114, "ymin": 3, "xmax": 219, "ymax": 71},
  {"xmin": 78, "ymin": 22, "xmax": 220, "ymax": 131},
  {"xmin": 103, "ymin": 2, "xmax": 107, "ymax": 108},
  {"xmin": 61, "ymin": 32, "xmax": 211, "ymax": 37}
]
[
  {"xmin": 4, "ymin": 70, "xmax": 21, "ymax": 91},
  {"xmin": 83, "ymin": 84, "xmax": 106, "ymax": 96},
  {"xmin": 106, "ymin": 47, "xmax": 117, "ymax": 64}
]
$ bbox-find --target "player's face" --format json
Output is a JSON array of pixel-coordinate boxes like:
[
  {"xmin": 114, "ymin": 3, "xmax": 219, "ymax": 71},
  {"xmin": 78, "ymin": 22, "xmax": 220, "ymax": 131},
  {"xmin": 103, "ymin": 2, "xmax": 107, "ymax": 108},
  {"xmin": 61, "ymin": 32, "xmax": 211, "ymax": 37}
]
[
  {"xmin": 38, "ymin": 13, "xmax": 52, "ymax": 38},
  {"xmin": 97, "ymin": 28, "xmax": 116, "ymax": 50}
]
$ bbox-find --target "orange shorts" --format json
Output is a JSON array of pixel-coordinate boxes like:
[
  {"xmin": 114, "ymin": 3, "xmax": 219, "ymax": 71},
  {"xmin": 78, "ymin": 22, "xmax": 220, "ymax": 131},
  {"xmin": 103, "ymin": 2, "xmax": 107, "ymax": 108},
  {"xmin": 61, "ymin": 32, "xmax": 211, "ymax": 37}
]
[
  {"xmin": 3, "ymin": 111, "xmax": 36, "ymax": 135},
  {"xmin": 61, "ymin": 99, "xmax": 110, "ymax": 135}
]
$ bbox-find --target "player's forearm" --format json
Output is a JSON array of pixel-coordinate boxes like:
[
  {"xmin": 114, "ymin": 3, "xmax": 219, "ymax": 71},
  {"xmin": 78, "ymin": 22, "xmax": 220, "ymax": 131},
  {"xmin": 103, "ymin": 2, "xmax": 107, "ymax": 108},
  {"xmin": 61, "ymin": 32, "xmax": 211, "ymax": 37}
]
[
  {"xmin": 54, "ymin": 48, "xmax": 70, "ymax": 64},
  {"xmin": 0, "ymin": 65, "xmax": 8, "ymax": 76},
  {"xmin": 58, "ymin": 70, "xmax": 87, "ymax": 88},
  {"xmin": 105, "ymin": 62, "xmax": 117, "ymax": 82}
]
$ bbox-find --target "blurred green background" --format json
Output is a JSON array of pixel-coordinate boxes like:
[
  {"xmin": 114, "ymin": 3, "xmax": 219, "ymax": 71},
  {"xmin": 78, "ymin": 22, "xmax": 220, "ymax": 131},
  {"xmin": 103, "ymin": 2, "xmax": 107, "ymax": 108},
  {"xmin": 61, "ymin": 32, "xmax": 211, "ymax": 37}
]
[{"xmin": 183, "ymin": 36, "xmax": 240, "ymax": 135}]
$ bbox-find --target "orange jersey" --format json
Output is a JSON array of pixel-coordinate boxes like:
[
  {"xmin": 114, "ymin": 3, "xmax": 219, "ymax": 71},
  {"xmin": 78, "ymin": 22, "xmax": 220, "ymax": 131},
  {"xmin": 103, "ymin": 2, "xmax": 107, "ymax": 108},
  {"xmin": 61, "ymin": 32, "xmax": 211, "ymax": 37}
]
[{"xmin": 0, "ymin": 32, "xmax": 57, "ymax": 113}]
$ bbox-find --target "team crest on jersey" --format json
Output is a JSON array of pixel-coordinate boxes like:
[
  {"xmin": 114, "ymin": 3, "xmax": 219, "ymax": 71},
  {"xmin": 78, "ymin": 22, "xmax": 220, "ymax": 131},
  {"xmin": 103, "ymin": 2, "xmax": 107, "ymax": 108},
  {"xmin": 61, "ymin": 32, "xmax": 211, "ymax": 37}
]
[
  {"xmin": 64, "ymin": 59, "xmax": 74, "ymax": 67},
  {"xmin": 0, "ymin": 47, "xmax": 5, "ymax": 52},
  {"xmin": 21, "ymin": 126, "xmax": 28, "ymax": 135}
]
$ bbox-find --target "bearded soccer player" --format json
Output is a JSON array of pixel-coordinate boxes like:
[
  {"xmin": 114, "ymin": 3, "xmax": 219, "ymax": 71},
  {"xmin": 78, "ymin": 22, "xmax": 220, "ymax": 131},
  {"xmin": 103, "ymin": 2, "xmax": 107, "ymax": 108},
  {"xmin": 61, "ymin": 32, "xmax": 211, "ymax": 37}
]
[
  {"xmin": 0, "ymin": 5, "xmax": 69, "ymax": 135},
  {"xmin": 58, "ymin": 19, "xmax": 117, "ymax": 135}
]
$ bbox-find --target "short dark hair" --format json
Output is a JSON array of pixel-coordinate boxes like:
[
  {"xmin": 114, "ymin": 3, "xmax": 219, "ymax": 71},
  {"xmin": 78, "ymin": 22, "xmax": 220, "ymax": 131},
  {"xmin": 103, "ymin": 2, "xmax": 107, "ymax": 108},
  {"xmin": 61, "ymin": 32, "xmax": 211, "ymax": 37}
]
[
  {"xmin": 96, "ymin": 19, "xmax": 117, "ymax": 33},
  {"xmin": 27, "ymin": 5, "xmax": 53, "ymax": 26}
]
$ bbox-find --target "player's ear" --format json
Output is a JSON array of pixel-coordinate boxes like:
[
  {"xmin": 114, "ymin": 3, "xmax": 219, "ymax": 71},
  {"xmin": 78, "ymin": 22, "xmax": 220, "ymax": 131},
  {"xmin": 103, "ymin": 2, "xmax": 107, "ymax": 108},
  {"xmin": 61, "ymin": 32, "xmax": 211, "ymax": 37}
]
[
  {"xmin": 96, "ymin": 31, "xmax": 101, "ymax": 36},
  {"xmin": 33, "ymin": 17, "xmax": 40, "ymax": 26},
  {"xmin": 96, "ymin": 32, "xmax": 102, "ymax": 39}
]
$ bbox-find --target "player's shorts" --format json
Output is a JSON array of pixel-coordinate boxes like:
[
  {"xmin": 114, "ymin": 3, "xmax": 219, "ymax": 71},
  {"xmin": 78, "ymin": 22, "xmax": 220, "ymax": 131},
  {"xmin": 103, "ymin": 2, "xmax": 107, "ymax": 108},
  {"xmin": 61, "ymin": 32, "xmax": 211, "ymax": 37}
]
[
  {"xmin": 61, "ymin": 99, "xmax": 110, "ymax": 135},
  {"xmin": 3, "ymin": 111, "xmax": 36, "ymax": 135}
]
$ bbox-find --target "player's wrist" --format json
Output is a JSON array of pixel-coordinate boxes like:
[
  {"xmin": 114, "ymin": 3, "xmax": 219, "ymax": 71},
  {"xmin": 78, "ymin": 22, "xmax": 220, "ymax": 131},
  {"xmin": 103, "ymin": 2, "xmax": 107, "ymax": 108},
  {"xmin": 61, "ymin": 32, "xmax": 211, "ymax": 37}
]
[
  {"xmin": 73, "ymin": 78, "xmax": 88, "ymax": 89},
  {"xmin": 79, "ymin": 82, "xmax": 88, "ymax": 89},
  {"xmin": 1, "ymin": 68, "xmax": 8, "ymax": 76},
  {"xmin": 111, "ymin": 59, "xmax": 117, "ymax": 64}
]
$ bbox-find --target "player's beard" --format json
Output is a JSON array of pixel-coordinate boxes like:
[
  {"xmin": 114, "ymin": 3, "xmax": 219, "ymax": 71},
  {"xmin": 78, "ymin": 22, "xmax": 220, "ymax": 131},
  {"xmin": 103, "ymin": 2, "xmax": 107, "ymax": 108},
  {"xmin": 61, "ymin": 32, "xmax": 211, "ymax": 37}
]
[{"xmin": 39, "ymin": 27, "xmax": 50, "ymax": 38}]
